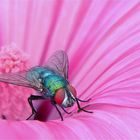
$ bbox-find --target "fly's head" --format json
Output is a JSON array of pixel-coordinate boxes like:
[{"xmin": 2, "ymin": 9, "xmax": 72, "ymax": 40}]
[{"xmin": 54, "ymin": 85, "xmax": 77, "ymax": 108}]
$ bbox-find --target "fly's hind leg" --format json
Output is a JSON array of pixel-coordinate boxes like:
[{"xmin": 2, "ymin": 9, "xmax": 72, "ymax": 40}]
[{"xmin": 26, "ymin": 95, "xmax": 45, "ymax": 120}]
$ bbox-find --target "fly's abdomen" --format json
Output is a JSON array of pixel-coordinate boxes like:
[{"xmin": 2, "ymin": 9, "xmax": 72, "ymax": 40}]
[{"xmin": 43, "ymin": 74, "xmax": 67, "ymax": 94}]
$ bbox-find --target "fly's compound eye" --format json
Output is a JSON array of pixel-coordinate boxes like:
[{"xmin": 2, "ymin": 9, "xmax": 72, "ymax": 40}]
[
  {"xmin": 54, "ymin": 88, "xmax": 65, "ymax": 105},
  {"xmin": 67, "ymin": 85, "xmax": 77, "ymax": 97}
]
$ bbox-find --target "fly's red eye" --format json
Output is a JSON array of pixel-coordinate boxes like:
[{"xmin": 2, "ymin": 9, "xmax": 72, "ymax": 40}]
[
  {"xmin": 67, "ymin": 85, "xmax": 77, "ymax": 97},
  {"xmin": 54, "ymin": 88, "xmax": 65, "ymax": 105}
]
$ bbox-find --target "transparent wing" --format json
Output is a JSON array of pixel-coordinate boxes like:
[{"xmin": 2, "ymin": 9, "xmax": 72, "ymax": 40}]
[
  {"xmin": 45, "ymin": 50, "xmax": 69, "ymax": 79},
  {"xmin": 0, "ymin": 68, "xmax": 43, "ymax": 90}
]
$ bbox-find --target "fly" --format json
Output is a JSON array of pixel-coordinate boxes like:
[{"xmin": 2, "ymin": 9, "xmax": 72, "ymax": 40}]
[{"xmin": 0, "ymin": 50, "xmax": 92, "ymax": 121}]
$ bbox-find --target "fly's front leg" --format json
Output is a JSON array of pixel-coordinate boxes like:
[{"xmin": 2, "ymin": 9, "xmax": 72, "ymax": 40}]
[
  {"xmin": 76, "ymin": 98, "xmax": 91, "ymax": 102},
  {"xmin": 75, "ymin": 98, "xmax": 93, "ymax": 113},
  {"xmin": 60, "ymin": 106, "xmax": 72, "ymax": 114},
  {"xmin": 51, "ymin": 100, "xmax": 64, "ymax": 121},
  {"xmin": 26, "ymin": 95, "xmax": 45, "ymax": 120}
]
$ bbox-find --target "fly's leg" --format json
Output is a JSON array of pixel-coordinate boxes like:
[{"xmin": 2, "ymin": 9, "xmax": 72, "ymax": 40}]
[
  {"xmin": 51, "ymin": 100, "xmax": 63, "ymax": 121},
  {"xmin": 75, "ymin": 98, "xmax": 93, "ymax": 113},
  {"xmin": 76, "ymin": 98, "xmax": 91, "ymax": 102},
  {"xmin": 60, "ymin": 106, "xmax": 72, "ymax": 114},
  {"xmin": 26, "ymin": 95, "xmax": 45, "ymax": 120}
]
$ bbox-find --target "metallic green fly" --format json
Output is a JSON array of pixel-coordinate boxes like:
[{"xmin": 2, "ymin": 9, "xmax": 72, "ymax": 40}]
[{"xmin": 0, "ymin": 50, "xmax": 92, "ymax": 121}]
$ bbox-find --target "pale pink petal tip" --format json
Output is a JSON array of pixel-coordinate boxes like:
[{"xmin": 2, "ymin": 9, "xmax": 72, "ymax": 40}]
[{"xmin": 0, "ymin": 43, "xmax": 33, "ymax": 120}]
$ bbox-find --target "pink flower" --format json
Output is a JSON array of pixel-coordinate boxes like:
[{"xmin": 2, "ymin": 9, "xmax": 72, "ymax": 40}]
[{"xmin": 0, "ymin": 0, "xmax": 140, "ymax": 139}]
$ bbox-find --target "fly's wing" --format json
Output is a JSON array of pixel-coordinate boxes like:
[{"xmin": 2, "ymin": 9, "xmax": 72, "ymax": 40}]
[
  {"xmin": 0, "ymin": 68, "xmax": 43, "ymax": 91},
  {"xmin": 45, "ymin": 50, "xmax": 69, "ymax": 79}
]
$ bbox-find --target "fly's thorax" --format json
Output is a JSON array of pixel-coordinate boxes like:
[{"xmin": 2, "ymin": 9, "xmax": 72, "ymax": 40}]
[{"xmin": 43, "ymin": 74, "xmax": 68, "ymax": 95}]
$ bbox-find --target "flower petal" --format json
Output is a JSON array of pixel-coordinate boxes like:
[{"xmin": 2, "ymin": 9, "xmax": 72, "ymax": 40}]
[
  {"xmin": 0, "ymin": 0, "xmax": 140, "ymax": 139},
  {"xmin": 0, "ymin": 105, "xmax": 140, "ymax": 139}
]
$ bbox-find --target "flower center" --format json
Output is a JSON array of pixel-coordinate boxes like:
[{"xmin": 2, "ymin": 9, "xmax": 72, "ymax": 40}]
[{"xmin": 0, "ymin": 44, "xmax": 33, "ymax": 121}]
